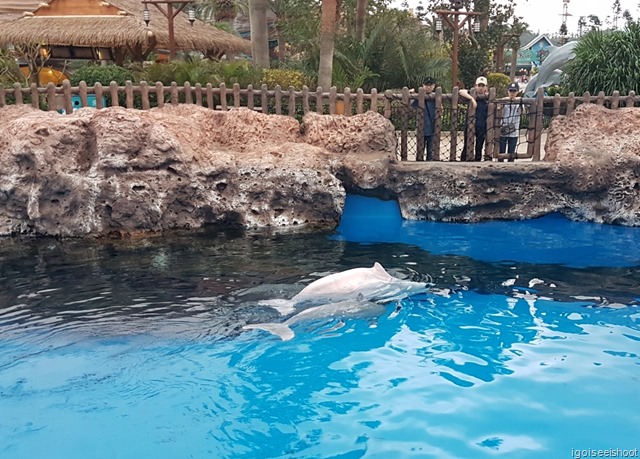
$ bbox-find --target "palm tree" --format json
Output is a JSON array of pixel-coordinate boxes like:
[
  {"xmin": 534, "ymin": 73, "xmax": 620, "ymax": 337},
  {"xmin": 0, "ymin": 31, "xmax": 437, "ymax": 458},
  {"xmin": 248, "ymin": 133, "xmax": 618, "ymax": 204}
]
[
  {"xmin": 249, "ymin": 0, "xmax": 270, "ymax": 67},
  {"xmin": 318, "ymin": 0, "xmax": 338, "ymax": 89}
]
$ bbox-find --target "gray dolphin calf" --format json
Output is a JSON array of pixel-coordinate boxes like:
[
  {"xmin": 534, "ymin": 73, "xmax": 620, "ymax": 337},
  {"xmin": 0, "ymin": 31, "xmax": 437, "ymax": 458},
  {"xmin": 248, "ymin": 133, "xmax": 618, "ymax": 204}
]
[{"xmin": 243, "ymin": 262, "xmax": 427, "ymax": 340}]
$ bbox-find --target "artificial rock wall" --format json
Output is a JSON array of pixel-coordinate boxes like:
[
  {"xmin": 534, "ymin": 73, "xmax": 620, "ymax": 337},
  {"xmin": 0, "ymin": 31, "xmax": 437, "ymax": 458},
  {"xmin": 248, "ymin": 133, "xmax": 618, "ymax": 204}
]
[{"xmin": 0, "ymin": 103, "xmax": 639, "ymax": 237}]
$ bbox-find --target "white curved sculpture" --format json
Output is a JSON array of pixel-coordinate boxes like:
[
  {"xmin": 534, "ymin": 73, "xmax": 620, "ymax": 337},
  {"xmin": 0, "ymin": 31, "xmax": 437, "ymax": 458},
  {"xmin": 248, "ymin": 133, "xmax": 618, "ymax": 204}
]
[{"xmin": 524, "ymin": 41, "xmax": 577, "ymax": 97}]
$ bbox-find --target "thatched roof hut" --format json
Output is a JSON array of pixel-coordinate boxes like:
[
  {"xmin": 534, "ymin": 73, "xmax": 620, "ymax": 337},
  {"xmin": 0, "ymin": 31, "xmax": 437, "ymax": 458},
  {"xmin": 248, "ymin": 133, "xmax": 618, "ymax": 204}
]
[{"xmin": 0, "ymin": 0, "xmax": 251, "ymax": 61}]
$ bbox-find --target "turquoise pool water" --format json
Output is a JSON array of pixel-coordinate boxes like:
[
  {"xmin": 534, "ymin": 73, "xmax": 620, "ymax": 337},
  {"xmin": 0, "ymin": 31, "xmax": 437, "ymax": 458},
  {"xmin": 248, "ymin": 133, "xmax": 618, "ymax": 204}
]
[{"xmin": 1, "ymin": 196, "xmax": 639, "ymax": 458}]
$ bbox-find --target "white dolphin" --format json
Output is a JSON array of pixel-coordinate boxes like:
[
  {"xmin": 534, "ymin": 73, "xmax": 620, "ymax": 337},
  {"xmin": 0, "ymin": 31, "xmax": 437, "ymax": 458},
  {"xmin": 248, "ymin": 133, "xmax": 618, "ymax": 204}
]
[{"xmin": 243, "ymin": 262, "xmax": 428, "ymax": 340}]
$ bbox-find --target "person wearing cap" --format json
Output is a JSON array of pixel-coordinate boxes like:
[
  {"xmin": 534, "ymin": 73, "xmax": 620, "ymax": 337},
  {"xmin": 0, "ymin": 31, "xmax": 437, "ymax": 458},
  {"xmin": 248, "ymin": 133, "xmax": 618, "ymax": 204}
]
[
  {"xmin": 459, "ymin": 76, "xmax": 490, "ymax": 161},
  {"xmin": 499, "ymin": 82, "xmax": 523, "ymax": 162},
  {"xmin": 411, "ymin": 77, "xmax": 437, "ymax": 161}
]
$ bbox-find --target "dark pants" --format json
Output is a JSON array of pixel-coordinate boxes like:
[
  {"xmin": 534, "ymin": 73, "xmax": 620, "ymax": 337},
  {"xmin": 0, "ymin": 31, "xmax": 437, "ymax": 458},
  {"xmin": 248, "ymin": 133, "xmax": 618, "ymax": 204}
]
[
  {"xmin": 500, "ymin": 136, "xmax": 518, "ymax": 161},
  {"xmin": 422, "ymin": 135, "xmax": 434, "ymax": 161},
  {"xmin": 475, "ymin": 128, "xmax": 487, "ymax": 161},
  {"xmin": 462, "ymin": 127, "xmax": 488, "ymax": 161}
]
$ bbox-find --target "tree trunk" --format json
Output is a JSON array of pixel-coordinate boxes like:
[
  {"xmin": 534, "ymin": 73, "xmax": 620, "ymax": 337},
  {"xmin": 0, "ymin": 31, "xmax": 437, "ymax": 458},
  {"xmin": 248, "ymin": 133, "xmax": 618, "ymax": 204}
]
[
  {"xmin": 249, "ymin": 0, "xmax": 270, "ymax": 68},
  {"xmin": 509, "ymin": 45, "xmax": 517, "ymax": 80},
  {"xmin": 276, "ymin": 27, "xmax": 286, "ymax": 61},
  {"xmin": 355, "ymin": 0, "xmax": 367, "ymax": 42},
  {"xmin": 318, "ymin": 0, "xmax": 338, "ymax": 89},
  {"xmin": 496, "ymin": 44, "xmax": 504, "ymax": 73}
]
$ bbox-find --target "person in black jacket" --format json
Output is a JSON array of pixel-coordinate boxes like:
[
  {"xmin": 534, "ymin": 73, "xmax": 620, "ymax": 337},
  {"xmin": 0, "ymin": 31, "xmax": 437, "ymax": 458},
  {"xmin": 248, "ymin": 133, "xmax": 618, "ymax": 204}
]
[
  {"xmin": 411, "ymin": 77, "xmax": 437, "ymax": 161},
  {"xmin": 460, "ymin": 76, "xmax": 490, "ymax": 161}
]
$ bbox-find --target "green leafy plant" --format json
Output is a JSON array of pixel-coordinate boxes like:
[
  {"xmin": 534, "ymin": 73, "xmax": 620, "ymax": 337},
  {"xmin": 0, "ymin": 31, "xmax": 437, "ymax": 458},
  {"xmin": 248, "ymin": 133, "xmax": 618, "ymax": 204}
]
[
  {"xmin": 562, "ymin": 23, "xmax": 640, "ymax": 95},
  {"xmin": 488, "ymin": 72, "xmax": 511, "ymax": 97},
  {"xmin": 70, "ymin": 64, "xmax": 134, "ymax": 86}
]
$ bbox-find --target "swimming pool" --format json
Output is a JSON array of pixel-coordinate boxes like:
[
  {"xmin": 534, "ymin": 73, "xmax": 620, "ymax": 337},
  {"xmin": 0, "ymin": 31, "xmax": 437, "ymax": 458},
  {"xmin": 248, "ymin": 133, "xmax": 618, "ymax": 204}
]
[{"xmin": 1, "ymin": 196, "xmax": 638, "ymax": 458}]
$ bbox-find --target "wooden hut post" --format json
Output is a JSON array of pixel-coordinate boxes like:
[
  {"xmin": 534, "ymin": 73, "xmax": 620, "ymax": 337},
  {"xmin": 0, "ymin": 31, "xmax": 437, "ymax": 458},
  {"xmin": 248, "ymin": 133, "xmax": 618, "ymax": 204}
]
[
  {"xmin": 434, "ymin": 87, "xmax": 443, "ymax": 161},
  {"xmin": 63, "ymin": 80, "xmax": 73, "ymax": 113},
  {"xmin": 449, "ymin": 87, "xmax": 459, "ymax": 161},
  {"xmin": 155, "ymin": 82, "xmax": 165, "ymax": 108}
]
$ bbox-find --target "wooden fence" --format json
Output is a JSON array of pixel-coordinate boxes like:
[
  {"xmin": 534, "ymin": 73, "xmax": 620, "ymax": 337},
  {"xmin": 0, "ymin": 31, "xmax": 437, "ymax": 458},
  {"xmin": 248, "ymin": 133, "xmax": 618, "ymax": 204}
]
[{"xmin": 1, "ymin": 80, "xmax": 639, "ymax": 162}]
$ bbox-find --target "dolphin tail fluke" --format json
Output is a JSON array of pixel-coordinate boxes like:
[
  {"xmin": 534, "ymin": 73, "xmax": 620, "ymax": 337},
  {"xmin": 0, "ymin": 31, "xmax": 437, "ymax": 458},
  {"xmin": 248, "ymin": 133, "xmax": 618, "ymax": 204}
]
[{"xmin": 243, "ymin": 323, "xmax": 295, "ymax": 341}]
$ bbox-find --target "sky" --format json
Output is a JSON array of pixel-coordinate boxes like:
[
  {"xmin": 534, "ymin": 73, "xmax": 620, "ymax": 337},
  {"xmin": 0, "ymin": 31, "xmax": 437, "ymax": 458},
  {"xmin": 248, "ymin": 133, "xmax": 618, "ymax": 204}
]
[
  {"xmin": 398, "ymin": 1, "xmax": 640, "ymax": 36},
  {"xmin": 512, "ymin": 0, "xmax": 640, "ymax": 35}
]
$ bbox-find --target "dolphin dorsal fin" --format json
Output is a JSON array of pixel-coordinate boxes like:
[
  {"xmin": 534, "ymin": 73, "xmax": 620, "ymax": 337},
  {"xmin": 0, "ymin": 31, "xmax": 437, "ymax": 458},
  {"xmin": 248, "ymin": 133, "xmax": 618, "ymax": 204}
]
[{"xmin": 373, "ymin": 262, "xmax": 386, "ymax": 273}]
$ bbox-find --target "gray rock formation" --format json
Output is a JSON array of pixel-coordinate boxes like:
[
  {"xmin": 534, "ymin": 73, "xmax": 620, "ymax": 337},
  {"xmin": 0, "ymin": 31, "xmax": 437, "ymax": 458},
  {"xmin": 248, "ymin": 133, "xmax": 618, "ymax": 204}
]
[{"xmin": 0, "ymin": 102, "xmax": 639, "ymax": 237}]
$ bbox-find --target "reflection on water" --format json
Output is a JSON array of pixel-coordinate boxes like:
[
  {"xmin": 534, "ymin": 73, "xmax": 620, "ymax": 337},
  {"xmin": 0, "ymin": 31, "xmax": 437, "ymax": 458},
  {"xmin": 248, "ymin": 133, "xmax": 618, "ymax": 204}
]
[{"xmin": 1, "ymin": 201, "xmax": 640, "ymax": 458}]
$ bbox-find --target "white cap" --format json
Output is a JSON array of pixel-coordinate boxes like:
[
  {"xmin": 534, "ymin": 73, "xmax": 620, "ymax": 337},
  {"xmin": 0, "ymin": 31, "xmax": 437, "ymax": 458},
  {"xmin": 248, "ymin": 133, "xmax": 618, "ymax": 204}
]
[{"xmin": 475, "ymin": 76, "xmax": 488, "ymax": 85}]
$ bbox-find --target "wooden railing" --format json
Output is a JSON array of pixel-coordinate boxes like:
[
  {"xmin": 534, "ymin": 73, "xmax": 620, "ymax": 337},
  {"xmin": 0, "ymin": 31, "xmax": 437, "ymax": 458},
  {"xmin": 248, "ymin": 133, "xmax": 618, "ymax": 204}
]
[{"xmin": 1, "ymin": 80, "xmax": 638, "ymax": 162}]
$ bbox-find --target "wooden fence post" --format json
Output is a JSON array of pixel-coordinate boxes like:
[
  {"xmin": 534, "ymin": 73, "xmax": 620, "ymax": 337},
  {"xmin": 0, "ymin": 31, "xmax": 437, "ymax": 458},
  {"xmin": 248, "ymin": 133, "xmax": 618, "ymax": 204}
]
[
  {"xmin": 566, "ymin": 92, "xmax": 575, "ymax": 115},
  {"xmin": 302, "ymin": 85, "xmax": 309, "ymax": 114},
  {"xmin": 449, "ymin": 87, "xmax": 459, "ymax": 161},
  {"xmin": 611, "ymin": 90, "xmax": 620, "ymax": 109},
  {"xmin": 316, "ymin": 86, "xmax": 323, "ymax": 114},
  {"xmin": 596, "ymin": 91, "xmax": 605, "ymax": 106},
  {"xmin": 140, "ymin": 81, "xmax": 150, "ymax": 110},
  {"xmin": 343, "ymin": 87, "xmax": 352, "ymax": 117},
  {"xmin": 233, "ymin": 83, "xmax": 240, "ymax": 107},
  {"xmin": 486, "ymin": 88, "xmax": 497, "ymax": 160},
  {"xmin": 400, "ymin": 87, "xmax": 409, "ymax": 161},
  {"xmin": 329, "ymin": 86, "xmax": 337, "ymax": 115},
  {"xmin": 383, "ymin": 89, "xmax": 392, "ymax": 119},
  {"xmin": 30, "ymin": 83, "xmax": 39, "ymax": 108},
  {"xmin": 155, "ymin": 82, "xmax": 164, "ymax": 108},
  {"xmin": 63, "ymin": 80, "xmax": 72, "ymax": 113},
  {"xmin": 288, "ymin": 87, "xmax": 296, "ymax": 117},
  {"xmin": 184, "ymin": 81, "xmax": 192, "ymax": 104},
  {"xmin": 464, "ymin": 88, "xmax": 476, "ymax": 161},
  {"xmin": 95, "ymin": 83, "xmax": 103, "ymax": 109},
  {"xmin": 206, "ymin": 83, "xmax": 213, "ymax": 109},
  {"xmin": 247, "ymin": 84, "xmax": 254, "ymax": 110},
  {"xmin": 109, "ymin": 81, "xmax": 118, "ymax": 107},
  {"xmin": 46, "ymin": 82, "xmax": 56, "ymax": 111},
  {"xmin": 13, "ymin": 82, "xmax": 23, "ymax": 105},
  {"xmin": 370, "ymin": 88, "xmax": 378, "ymax": 113},
  {"xmin": 220, "ymin": 82, "xmax": 227, "ymax": 110},
  {"xmin": 356, "ymin": 88, "xmax": 364, "ymax": 114},
  {"xmin": 195, "ymin": 83, "xmax": 203, "ymax": 106},
  {"xmin": 125, "ymin": 80, "xmax": 134, "ymax": 108},
  {"xmin": 275, "ymin": 85, "xmax": 282, "ymax": 115},
  {"xmin": 261, "ymin": 84, "xmax": 268, "ymax": 114},
  {"xmin": 552, "ymin": 93, "xmax": 561, "ymax": 117},
  {"xmin": 416, "ymin": 87, "xmax": 425, "ymax": 161},
  {"xmin": 532, "ymin": 87, "xmax": 545, "ymax": 161},
  {"xmin": 170, "ymin": 82, "xmax": 179, "ymax": 105},
  {"xmin": 626, "ymin": 90, "xmax": 636, "ymax": 107},
  {"xmin": 434, "ymin": 87, "xmax": 443, "ymax": 161}
]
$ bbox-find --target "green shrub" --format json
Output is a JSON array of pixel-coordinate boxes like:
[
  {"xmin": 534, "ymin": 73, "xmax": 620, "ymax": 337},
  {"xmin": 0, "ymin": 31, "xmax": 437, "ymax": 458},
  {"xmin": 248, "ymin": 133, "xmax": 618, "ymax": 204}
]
[
  {"xmin": 70, "ymin": 64, "xmax": 134, "ymax": 86},
  {"xmin": 488, "ymin": 72, "xmax": 511, "ymax": 98},
  {"xmin": 261, "ymin": 68, "xmax": 307, "ymax": 89}
]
